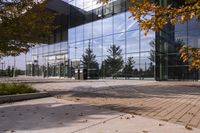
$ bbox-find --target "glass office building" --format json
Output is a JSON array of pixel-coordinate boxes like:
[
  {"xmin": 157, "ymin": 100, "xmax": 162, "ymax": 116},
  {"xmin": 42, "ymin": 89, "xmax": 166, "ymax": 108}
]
[{"xmin": 25, "ymin": 0, "xmax": 199, "ymax": 80}]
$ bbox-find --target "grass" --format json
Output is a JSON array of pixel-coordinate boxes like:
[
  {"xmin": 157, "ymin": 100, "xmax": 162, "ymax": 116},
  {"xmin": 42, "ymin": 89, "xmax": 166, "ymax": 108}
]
[{"xmin": 0, "ymin": 83, "xmax": 37, "ymax": 96}]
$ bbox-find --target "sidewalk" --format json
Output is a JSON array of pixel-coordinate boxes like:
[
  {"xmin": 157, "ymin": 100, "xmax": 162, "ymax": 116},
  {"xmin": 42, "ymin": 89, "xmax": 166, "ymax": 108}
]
[{"xmin": 0, "ymin": 97, "xmax": 200, "ymax": 133}]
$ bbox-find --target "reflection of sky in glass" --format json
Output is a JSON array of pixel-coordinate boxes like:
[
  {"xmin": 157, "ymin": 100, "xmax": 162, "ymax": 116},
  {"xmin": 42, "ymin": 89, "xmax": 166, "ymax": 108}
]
[
  {"xmin": 64, "ymin": 0, "xmax": 117, "ymax": 11},
  {"xmin": 4, "ymin": 9, "xmax": 156, "ymax": 70}
]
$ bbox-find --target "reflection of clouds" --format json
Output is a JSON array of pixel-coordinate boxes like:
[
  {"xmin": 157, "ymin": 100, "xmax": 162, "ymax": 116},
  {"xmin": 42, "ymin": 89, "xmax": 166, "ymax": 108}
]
[
  {"xmin": 116, "ymin": 24, "xmax": 125, "ymax": 33},
  {"xmin": 65, "ymin": 0, "xmax": 117, "ymax": 11},
  {"xmin": 114, "ymin": 33, "xmax": 125, "ymax": 40},
  {"xmin": 8, "ymin": 9, "xmax": 157, "ymax": 70},
  {"xmin": 103, "ymin": 17, "xmax": 113, "ymax": 35},
  {"xmin": 126, "ymin": 21, "xmax": 138, "ymax": 31}
]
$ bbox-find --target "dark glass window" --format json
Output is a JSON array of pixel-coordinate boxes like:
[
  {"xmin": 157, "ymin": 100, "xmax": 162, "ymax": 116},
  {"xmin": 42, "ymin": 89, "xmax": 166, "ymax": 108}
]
[{"xmin": 188, "ymin": 19, "xmax": 200, "ymax": 48}]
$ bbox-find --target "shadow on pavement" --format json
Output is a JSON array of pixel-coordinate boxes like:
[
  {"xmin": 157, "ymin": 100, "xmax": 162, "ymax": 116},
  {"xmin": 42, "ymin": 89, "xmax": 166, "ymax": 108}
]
[
  {"xmin": 63, "ymin": 84, "xmax": 200, "ymax": 99},
  {"xmin": 0, "ymin": 101, "xmax": 147, "ymax": 132}
]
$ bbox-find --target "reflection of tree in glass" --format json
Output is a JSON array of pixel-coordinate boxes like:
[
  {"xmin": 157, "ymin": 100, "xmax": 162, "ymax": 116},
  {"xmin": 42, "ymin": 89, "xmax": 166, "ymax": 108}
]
[
  {"xmin": 147, "ymin": 40, "xmax": 155, "ymax": 75},
  {"xmin": 148, "ymin": 40, "xmax": 155, "ymax": 63},
  {"xmin": 103, "ymin": 44, "xmax": 124, "ymax": 79},
  {"xmin": 123, "ymin": 57, "xmax": 135, "ymax": 79},
  {"xmin": 148, "ymin": 39, "xmax": 194, "ymax": 79},
  {"xmin": 82, "ymin": 47, "xmax": 99, "ymax": 70}
]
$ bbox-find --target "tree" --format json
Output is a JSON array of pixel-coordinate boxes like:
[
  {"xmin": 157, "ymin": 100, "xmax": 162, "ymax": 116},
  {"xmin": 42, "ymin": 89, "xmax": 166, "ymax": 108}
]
[
  {"xmin": 82, "ymin": 47, "xmax": 99, "ymax": 70},
  {"xmin": 104, "ymin": 44, "xmax": 124, "ymax": 78},
  {"xmin": 82, "ymin": 46, "xmax": 99, "ymax": 79},
  {"xmin": 123, "ymin": 57, "xmax": 135, "ymax": 79},
  {"xmin": 0, "ymin": 0, "xmax": 55, "ymax": 56},
  {"xmin": 98, "ymin": 0, "xmax": 200, "ymax": 70},
  {"xmin": 148, "ymin": 40, "xmax": 155, "ymax": 63}
]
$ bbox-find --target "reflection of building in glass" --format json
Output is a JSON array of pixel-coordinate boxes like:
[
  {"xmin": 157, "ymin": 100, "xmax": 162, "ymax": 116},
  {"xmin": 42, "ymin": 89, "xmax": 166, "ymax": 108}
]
[{"xmin": 5, "ymin": 0, "xmax": 199, "ymax": 80}]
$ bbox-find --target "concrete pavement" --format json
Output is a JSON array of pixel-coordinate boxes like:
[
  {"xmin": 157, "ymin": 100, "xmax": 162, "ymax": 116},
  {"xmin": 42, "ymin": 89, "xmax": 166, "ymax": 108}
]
[
  {"xmin": 31, "ymin": 79, "xmax": 200, "ymax": 129},
  {"xmin": 1, "ymin": 97, "xmax": 200, "ymax": 133}
]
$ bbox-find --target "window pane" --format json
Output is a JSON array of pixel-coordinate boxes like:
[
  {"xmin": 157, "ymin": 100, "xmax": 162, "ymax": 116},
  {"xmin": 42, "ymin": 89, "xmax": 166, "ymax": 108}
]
[
  {"xmin": 93, "ymin": 38, "xmax": 102, "ymax": 57},
  {"xmin": 141, "ymin": 30, "xmax": 155, "ymax": 52},
  {"xmin": 69, "ymin": 43, "xmax": 76, "ymax": 59},
  {"xmin": 103, "ymin": 17, "xmax": 113, "ymax": 36},
  {"xmin": 93, "ymin": 19, "xmax": 102, "ymax": 38},
  {"xmin": 103, "ymin": 35, "xmax": 113, "ymax": 55},
  {"xmin": 49, "ymin": 45, "xmax": 54, "ymax": 53},
  {"xmin": 188, "ymin": 19, "xmax": 200, "ymax": 48},
  {"xmin": 84, "ymin": 22, "xmax": 92, "ymax": 40},
  {"xmin": 76, "ymin": 42, "xmax": 84, "ymax": 59},
  {"xmin": 114, "ymin": 33, "xmax": 125, "ymax": 54},
  {"xmin": 68, "ymin": 28, "xmax": 76, "ymax": 43},
  {"xmin": 126, "ymin": 30, "xmax": 139, "ymax": 54},
  {"xmin": 126, "ymin": 11, "xmax": 139, "ymax": 31},
  {"xmin": 76, "ymin": 25, "xmax": 84, "ymax": 41},
  {"xmin": 114, "ymin": 13, "xmax": 125, "ymax": 33},
  {"xmin": 54, "ymin": 43, "xmax": 60, "ymax": 52},
  {"xmin": 175, "ymin": 22, "xmax": 187, "ymax": 44}
]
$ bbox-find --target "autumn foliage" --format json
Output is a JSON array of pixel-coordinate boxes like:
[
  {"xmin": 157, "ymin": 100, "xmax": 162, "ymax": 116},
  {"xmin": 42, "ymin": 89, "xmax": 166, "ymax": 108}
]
[
  {"xmin": 180, "ymin": 46, "xmax": 200, "ymax": 70},
  {"xmin": 0, "ymin": 0, "xmax": 55, "ymax": 56}
]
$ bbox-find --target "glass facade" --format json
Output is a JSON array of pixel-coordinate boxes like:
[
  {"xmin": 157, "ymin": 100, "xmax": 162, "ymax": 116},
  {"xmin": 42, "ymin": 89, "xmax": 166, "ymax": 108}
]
[
  {"xmin": 24, "ymin": 0, "xmax": 199, "ymax": 80},
  {"xmin": 156, "ymin": 18, "xmax": 200, "ymax": 80},
  {"xmin": 25, "ymin": 0, "xmax": 155, "ymax": 79}
]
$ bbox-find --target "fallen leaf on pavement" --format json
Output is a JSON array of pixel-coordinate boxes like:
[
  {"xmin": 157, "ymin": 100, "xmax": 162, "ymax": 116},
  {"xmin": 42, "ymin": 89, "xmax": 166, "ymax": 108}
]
[
  {"xmin": 76, "ymin": 98, "xmax": 80, "ymax": 101},
  {"xmin": 159, "ymin": 123, "xmax": 164, "ymax": 126},
  {"xmin": 79, "ymin": 113, "xmax": 84, "ymax": 116},
  {"xmin": 65, "ymin": 113, "xmax": 69, "ymax": 115},
  {"xmin": 185, "ymin": 125, "xmax": 193, "ymax": 131}
]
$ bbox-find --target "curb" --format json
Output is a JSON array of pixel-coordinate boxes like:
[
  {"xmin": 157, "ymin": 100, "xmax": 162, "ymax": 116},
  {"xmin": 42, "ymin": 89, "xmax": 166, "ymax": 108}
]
[{"xmin": 0, "ymin": 92, "xmax": 50, "ymax": 104}]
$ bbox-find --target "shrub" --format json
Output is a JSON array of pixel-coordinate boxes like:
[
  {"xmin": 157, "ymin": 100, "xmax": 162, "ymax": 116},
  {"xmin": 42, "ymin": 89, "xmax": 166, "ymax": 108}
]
[{"xmin": 0, "ymin": 83, "xmax": 37, "ymax": 96}]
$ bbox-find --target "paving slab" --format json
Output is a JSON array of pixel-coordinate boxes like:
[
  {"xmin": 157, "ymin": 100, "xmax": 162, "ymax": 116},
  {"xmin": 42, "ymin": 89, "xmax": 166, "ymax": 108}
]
[
  {"xmin": 0, "ymin": 97, "xmax": 200, "ymax": 133},
  {"xmin": 77, "ymin": 115, "xmax": 200, "ymax": 133}
]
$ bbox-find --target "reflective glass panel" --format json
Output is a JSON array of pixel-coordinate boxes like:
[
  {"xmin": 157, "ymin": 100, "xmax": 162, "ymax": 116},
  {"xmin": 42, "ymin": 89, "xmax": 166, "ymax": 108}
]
[
  {"xmin": 114, "ymin": 13, "xmax": 125, "ymax": 33},
  {"xmin": 68, "ymin": 28, "xmax": 76, "ymax": 43},
  {"xmin": 84, "ymin": 22, "xmax": 92, "ymax": 40},
  {"xmin": 114, "ymin": 33, "xmax": 125, "ymax": 54},
  {"xmin": 93, "ymin": 38, "xmax": 103, "ymax": 57},
  {"xmin": 76, "ymin": 25, "xmax": 84, "ymax": 41},
  {"xmin": 103, "ymin": 17, "xmax": 113, "ymax": 36},
  {"xmin": 126, "ymin": 11, "xmax": 139, "ymax": 31},
  {"xmin": 103, "ymin": 35, "xmax": 113, "ymax": 55},
  {"xmin": 126, "ymin": 30, "xmax": 139, "ymax": 54},
  {"xmin": 141, "ymin": 30, "xmax": 155, "ymax": 52},
  {"xmin": 93, "ymin": 19, "xmax": 102, "ymax": 38}
]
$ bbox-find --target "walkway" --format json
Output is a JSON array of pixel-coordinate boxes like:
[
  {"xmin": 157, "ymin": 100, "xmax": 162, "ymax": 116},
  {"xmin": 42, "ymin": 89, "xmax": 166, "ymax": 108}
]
[
  {"xmin": 32, "ymin": 80, "xmax": 200, "ymax": 129},
  {"xmin": 1, "ymin": 97, "xmax": 200, "ymax": 133}
]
